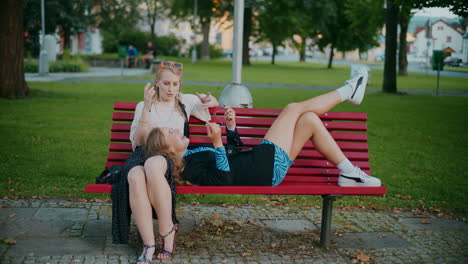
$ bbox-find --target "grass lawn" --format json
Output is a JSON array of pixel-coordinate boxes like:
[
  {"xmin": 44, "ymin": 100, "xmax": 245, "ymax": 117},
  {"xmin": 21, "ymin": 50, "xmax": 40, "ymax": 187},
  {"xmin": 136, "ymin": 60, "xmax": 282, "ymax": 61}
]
[
  {"xmin": 1, "ymin": 81, "xmax": 467, "ymax": 214},
  {"xmin": 445, "ymin": 66, "xmax": 468, "ymax": 73},
  {"xmin": 115, "ymin": 57, "xmax": 468, "ymax": 93}
]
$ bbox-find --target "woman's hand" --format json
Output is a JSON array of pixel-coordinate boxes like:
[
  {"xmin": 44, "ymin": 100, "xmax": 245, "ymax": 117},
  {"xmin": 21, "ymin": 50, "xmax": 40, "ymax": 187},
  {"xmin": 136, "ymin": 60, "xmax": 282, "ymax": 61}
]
[
  {"xmin": 196, "ymin": 92, "xmax": 218, "ymax": 109},
  {"xmin": 206, "ymin": 122, "xmax": 223, "ymax": 148},
  {"xmin": 224, "ymin": 107, "xmax": 236, "ymax": 130},
  {"xmin": 143, "ymin": 82, "xmax": 156, "ymax": 111}
]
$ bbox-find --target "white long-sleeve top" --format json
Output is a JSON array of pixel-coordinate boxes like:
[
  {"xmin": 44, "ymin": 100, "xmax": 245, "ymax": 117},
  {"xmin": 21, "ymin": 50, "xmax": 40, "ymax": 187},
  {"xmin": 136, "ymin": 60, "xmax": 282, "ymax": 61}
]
[{"xmin": 130, "ymin": 93, "xmax": 211, "ymax": 149}]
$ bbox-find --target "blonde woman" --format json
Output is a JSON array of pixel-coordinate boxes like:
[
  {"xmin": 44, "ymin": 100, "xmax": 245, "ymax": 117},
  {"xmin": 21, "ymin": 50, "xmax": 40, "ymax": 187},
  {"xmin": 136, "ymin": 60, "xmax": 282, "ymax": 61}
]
[{"xmin": 112, "ymin": 61, "xmax": 218, "ymax": 262}]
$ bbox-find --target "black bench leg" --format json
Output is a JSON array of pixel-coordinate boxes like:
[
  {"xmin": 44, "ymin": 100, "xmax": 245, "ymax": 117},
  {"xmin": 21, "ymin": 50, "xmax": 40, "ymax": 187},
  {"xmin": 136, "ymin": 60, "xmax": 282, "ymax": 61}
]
[{"xmin": 320, "ymin": 195, "xmax": 341, "ymax": 247}]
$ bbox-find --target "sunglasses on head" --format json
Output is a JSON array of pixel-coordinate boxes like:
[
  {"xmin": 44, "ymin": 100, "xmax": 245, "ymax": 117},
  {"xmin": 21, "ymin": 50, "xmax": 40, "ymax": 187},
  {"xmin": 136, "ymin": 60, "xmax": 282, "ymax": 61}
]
[{"xmin": 160, "ymin": 61, "xmax": 183, "ymax": 70}]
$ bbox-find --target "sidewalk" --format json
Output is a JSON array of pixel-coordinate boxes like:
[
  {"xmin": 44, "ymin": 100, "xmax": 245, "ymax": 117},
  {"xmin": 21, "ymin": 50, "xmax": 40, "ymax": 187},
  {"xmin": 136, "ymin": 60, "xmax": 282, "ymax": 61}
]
[
  {"xmin": 1, "ymin": 199, "xmax": 466, "ymax": 264},
  {"xmin": 25, "ymin": 67, "xmax": 468, "ymax": 96}
]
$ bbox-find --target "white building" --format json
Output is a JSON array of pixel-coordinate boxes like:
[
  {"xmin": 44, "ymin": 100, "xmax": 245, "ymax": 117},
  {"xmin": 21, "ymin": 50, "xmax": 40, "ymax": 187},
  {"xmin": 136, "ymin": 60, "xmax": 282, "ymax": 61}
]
[{"xmin": 412, "ymin": 19, "xmax": 463, "ymax": 58}]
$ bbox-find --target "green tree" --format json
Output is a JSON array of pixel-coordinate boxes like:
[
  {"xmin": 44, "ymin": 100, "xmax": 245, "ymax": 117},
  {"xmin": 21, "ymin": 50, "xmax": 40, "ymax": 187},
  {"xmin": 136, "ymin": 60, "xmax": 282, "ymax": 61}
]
[
  {"xmin": 92, "ymin": 0, "xmax": 141, "ymax": 37},
  {"xmin": 383, "ymin": 0, "xmax": 399, "ymax": 93},
  {"xmin": 170, "ymin": 0, "xmax": 232, "ymax": 60},
  {"xmin": 290, "ymin": 1, "xmax": 335, "ymax": 62},
  {"xmin": 255, "ymin": 0, "xmax": 294, "ymax": 65},
  {"xmin": 317, "ymin": 0, "xmax": 384, "ymax": 69},
  {"xmin": 1, "ymin": 0, "xmax": 29, "ymax": 98}
]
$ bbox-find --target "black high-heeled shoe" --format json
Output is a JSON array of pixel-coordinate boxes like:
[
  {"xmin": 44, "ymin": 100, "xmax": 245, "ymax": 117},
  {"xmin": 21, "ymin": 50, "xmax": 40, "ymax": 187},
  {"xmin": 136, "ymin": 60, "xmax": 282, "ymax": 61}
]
[
  {"xmin": 157, "ymin": 224, "xmax": 178, "ymax": 259},
  {"xmin": 137, "ymin": 244, "xmax": 155, "ymax": 264}
]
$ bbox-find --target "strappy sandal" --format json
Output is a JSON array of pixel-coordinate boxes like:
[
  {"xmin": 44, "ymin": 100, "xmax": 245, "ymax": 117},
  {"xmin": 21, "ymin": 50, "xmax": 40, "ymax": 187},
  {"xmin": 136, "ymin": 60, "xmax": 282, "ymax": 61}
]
[
  {"xmin": 137, "ymin": 244, "xmax": 155, "ymax": 264},
  {"xmin": 157, "ymin": 224, "xmax": 178, "ymax": 259}
]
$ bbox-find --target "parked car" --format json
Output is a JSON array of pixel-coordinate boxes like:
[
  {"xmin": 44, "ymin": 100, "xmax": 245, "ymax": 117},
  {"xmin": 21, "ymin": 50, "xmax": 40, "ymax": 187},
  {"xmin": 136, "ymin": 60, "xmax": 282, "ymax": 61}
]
[{"xmin": 443, "ymin": 56, "xmax": 462, "ymax": 67}]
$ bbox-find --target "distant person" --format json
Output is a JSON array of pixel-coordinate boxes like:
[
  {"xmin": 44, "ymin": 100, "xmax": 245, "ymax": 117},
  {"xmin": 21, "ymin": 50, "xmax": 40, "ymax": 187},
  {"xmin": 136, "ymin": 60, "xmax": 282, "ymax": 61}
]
[
  {"xmin": 126, "ymin": 44, "xmax": 139, "ymax": 68},
  {"xmin": 142, "ymin": 41, "xmax": 157, "ymax": 69}
]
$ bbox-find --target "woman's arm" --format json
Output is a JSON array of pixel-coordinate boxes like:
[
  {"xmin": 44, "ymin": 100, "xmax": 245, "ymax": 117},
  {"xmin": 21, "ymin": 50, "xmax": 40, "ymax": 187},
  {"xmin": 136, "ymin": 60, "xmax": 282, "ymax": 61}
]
[
  {"xmin": 132, "ymin": 83, "xmax": 155, "ymax": 148},
  {"xmin": 224, "ymin": 107, "xmax": 244, "ymax": 147}
]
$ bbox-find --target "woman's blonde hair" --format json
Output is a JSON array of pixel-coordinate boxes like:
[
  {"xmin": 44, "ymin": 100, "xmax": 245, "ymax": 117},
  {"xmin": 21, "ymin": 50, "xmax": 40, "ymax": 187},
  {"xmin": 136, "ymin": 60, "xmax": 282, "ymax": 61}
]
[
  {"xmin": 154, "ymin": 63, "xmax": 186, "ymax": 120},
  {"xmin": 143, "ymin": 127, "xmax": 191, "ymax": 185}
]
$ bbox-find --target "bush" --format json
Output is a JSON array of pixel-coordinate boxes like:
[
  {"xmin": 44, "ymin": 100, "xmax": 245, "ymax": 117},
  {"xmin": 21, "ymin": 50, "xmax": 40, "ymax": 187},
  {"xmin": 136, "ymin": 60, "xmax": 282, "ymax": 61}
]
[
  {"xmin": 24, "ymin": 60, "xmax": 89, "ymax": 73},
  {"xmin": 189, "ymin": 43, "xmax": 223, "ymax": 59},
  {"xmin": 101, "ymin": 30, "xmax": 183, "ymax": 57}
]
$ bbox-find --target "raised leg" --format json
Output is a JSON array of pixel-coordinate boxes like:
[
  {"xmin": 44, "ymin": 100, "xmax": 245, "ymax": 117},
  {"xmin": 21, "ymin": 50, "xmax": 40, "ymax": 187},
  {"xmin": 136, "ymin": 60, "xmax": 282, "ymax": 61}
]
[
  {"xmin": 264, "ymin": 90, "xmax": 341, "ymax": 157},
  {"xmin": 288, "ymin": 112, "xmax": 345, "ymax": 163}
]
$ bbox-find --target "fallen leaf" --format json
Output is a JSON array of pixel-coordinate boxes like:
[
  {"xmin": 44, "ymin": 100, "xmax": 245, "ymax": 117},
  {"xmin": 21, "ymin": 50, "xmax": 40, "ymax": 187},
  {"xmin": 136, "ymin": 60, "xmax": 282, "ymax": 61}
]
[
  {"xmin": 421, "ymin": 220, "xmax": 430, "ymax": 224},
  {"xmin": 9, "ymin": 213, "xmax": 16, "ymax": 218},
  {"xmin": 298, "ymin": 245, "xmax": 306, "ymax": 250},
  {"xmin": 28, "ymin": 252, "xmax": 35, "ymax": 257},
  {"xmin": 344, "ymin": 225, "xmax": 352, "ymax": 229},
  {"xmin": 271, "ymin": 243, "xmax": 277, "ymax": 248},
  {"xmin": 3, "ymin": 238, "xmax": 16, "ymax": 245},
  {"xmin": 213, "ymin": 214, "xmax": 220, "ymax": 221},
  {"xmin": 355, "ymin": 252, "xmax": 370, "ymax": 262},
  {"xmin": 351, "ymin": 259, "xmax": 359, "ymax": 264}
]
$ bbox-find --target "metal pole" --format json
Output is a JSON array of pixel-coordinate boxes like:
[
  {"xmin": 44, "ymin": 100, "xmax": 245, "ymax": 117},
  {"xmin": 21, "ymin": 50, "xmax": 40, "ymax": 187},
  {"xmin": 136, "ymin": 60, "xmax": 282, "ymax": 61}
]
[
  {"xmin": 38, "ymin": 0, "xmax": 49, "ymax": 76},
  {"xmin": 436, "ymin": 66, "xmax": 440, "ymax": 96},
  {"xmin": 218, "ymin": 0, "xmax": 253, "ymax": 108},
  {"xmin": 191, "ymin": 0, "xmax": 198, "ymax": 64},
  {"xmin": 232, "ymin": 0, "xmax": 244, "ymax": 84}
]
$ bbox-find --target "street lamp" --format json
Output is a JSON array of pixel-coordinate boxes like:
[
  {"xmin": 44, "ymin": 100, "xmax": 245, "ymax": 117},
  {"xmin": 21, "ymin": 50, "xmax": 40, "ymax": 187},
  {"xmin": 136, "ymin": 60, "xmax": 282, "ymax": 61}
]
[
  {"xmin": 191, "ymin": 0, "xmax": 198, "ymax": 64},
  {"xmin": 38, "ymin": 0, "xmax": 49, "ymax": 76},
  {"xmin": 219, "ymin": 0, "xmax": 253, "ymax": 108}
]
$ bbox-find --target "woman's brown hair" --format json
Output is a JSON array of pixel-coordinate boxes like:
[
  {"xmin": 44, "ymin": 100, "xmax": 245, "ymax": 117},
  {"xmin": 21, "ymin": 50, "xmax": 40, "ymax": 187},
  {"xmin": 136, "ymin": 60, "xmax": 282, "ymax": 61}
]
[{"xmin": 143, "ymin": 127, "xmax": 191, "ymax": 185}]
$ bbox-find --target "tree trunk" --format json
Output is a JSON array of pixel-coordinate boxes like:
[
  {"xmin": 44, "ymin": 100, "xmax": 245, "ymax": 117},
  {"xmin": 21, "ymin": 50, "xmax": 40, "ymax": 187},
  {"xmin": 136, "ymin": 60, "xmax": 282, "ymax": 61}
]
[
  {"xmin": 201, "ymin": 18, "xmax": 211, "ymax": 60},
  {"xmin": 271, "ymin": 43, "xmax": 277, "ymax": 65},
  {"xmin": 383, "ymin": 0, "xmax": 398, "ymax": 93},
  {"xmin": 242, "ymin": 7, "xmax": 252, "ymax": 66},
  {"xmin": 398, "ymin": 6, "xmax": 411, "ymax": 76},
  {"xmin": 327, "ymin": 44, "xmax": 334, "ymax": 69},
  {"xmin": 0, "ymin": 0, "xmax": 29, "ymax": 98},
  {"xmin": 299, "ymin": 35, "xmax": 306, "ymax": 62}
]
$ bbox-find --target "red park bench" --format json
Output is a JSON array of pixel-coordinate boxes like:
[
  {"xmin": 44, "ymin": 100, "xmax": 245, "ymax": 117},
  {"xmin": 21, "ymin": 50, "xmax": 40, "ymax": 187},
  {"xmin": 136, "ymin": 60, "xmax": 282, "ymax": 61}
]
[{"xmin": 85, "ymin": 102, "xmax": 387, "ymax": 247}]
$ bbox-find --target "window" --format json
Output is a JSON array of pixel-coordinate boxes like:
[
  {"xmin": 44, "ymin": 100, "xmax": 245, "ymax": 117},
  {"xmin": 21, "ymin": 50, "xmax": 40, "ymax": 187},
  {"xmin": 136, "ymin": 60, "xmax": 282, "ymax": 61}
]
[
  {"xmin": 447, "ymin": 36, "xmax": 452, "ymax": 43},
  {"xmin": 216, "ymin": 33, "xmax": 222, "ymax": 45},
  {"xmin": 438, "ymin": 26, "xmax": 444, "ymax": 30}
]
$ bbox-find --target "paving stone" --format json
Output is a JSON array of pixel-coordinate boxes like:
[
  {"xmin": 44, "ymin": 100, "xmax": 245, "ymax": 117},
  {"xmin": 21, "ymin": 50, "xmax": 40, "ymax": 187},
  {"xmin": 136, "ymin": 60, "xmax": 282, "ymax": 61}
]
[
  {"xmin": 0, "ymin": 218, "xmax": 73, "ymax": 237},
  {"xmin": 0, "ymin": 208, "xmax": 38, "ymax": 219},
  {"xmin": 82, "ymin": 220, "xmax": 111, "ymax": 237},
  {"xmin": 398, "ymin": 217, "xmax": 468, "ymax": 230},
  {"xmin": 6, "ymin": 237, "xmax": 106, "ymax": 256},
  {"xmin": 262, "ymin": 220, "xmax": 317, "ymax": 233},
  {"xmin": 33, "ymin": 208, "xmax": 88, "ymax": 221},
  {"xmin": 334, "ymin": 232, "xmax": 413, "ymax": 249}
]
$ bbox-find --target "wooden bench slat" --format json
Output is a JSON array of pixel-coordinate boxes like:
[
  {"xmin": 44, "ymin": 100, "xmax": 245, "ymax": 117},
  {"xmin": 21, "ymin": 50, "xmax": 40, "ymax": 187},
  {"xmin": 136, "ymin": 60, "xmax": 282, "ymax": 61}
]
[
  {"xmin": 108, "ymin": 141, "xmax": 369, "ymax": 152},
  {"xmin": 113, "ymin": 103, "xmax": 368, "ymax": 121},
  {"xmin": 85, "ymin": 183, "xmax": 385, "ymax": 196},
  {"xmin": 107, "ymin": 151, "xmax": 370, "ymax": 162},
  {"xmin": 111, "ymin": 115, "xmax": 368, "ymax": 132},
  {"xmin": 110, "ymin": 130, "xmax": 368, "ymax": 142}
]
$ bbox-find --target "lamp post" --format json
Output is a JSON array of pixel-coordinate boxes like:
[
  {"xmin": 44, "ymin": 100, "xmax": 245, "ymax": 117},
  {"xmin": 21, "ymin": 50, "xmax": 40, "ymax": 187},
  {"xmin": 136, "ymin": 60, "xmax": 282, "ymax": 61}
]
[
  {"xmin": 38, "ymin": 0, "xmax": 49, "ymax": 76},
  {"xmin": 191, "ymin": 0, "xmax": 198, "ymax": 64},
  {"xmin": 219, "ymin": 0, "xmax": 253, "ymax": 108}
]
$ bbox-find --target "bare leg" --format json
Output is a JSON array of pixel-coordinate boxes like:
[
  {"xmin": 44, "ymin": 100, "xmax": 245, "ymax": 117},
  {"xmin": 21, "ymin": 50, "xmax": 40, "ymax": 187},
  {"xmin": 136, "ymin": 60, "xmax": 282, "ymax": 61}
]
[
  {"xmin": 128, "ymin": 166, "xmax": 156, "ymax": 263},
  {"xmin": 264, "ymin": 90, "xmax": 341, "ymax": 157},
  {"xmin": 144, "ymin": 157, "xmax": 175, "ymax": 260},
  {"xmin": 289, "ymin": 112, "xmax": 345, "ymax": 163}
]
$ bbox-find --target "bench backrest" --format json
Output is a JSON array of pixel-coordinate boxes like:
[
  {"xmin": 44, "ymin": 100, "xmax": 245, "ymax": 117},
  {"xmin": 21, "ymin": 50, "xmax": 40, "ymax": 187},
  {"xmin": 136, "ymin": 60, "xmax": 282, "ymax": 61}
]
[{"xmin": 106, "ymin": 102, "xmax": 371, "ymax": 187}]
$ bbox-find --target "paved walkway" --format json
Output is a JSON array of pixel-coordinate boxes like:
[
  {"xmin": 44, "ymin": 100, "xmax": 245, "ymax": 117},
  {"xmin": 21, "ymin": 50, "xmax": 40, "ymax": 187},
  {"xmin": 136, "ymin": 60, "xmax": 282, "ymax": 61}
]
[
  {"xmin": 1, "ymin": 199, "xmax": 466, "ymax": 264},
  {"xmin": 25, "ymin": 67, "xmax": 468, "ymax": 96}
]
